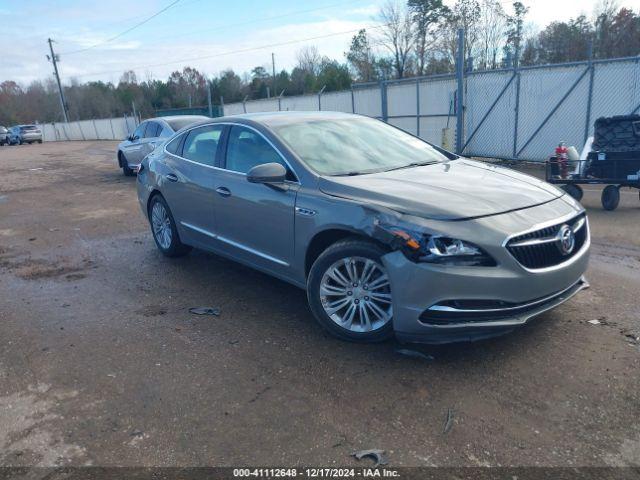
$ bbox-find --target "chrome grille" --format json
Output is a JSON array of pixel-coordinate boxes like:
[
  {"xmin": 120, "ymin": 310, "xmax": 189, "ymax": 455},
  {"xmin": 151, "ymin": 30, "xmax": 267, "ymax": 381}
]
[{"xmin": 506, "ymin": 214, "xmax": 588, "ymax": 270}]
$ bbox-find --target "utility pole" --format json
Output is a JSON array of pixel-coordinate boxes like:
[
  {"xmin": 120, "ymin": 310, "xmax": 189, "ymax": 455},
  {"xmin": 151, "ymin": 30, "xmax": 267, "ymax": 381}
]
[
  {"xmin": 271, "ymin": 53, "xmax": 277, "ymax": 99},
  {"xmin": 47, "ymin": 38, "xmax": 69, "ymax": 123}
]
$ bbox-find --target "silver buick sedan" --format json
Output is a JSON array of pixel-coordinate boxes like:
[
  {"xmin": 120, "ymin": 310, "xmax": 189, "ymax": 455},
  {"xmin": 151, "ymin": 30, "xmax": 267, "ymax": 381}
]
[{"xmin": 136, "ymin": 112, "xmax": 589, "ymax": 344}]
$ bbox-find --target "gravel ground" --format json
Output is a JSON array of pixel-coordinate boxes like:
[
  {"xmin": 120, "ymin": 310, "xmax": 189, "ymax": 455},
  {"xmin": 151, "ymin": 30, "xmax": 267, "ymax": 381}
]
[{"xmin": 0, "ymin": 141, "xmax": 638, "ymax": 468}]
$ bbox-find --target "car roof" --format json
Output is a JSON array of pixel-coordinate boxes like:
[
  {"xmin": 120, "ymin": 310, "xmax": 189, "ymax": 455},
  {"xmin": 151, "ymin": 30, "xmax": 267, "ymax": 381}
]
[{"xmin": 186, "ymin": 111, "xmax": 362, "ymax": 130}]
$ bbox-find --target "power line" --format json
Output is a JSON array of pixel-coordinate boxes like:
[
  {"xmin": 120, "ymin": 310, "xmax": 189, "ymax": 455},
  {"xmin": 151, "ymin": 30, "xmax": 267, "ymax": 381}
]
[
  {"xmin": 61, "ymin": 0, "xmax": 368, "ymax": 55},
  {"xmin": 70, "ymin": 21, "xmax": 390, "ymax": 79},
  {"xmin": 138, "ymin": 0, "xmax": 369, "ymax": 44},
  {"xmin": 60, "ymin": 0, "xmax": 183, "ymax": 55}
]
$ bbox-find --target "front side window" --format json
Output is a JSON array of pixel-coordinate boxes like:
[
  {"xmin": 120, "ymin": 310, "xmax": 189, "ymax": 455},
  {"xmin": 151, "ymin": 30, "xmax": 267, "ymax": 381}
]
[
  {"xmin": 132, "ymin": 123, "xmax": 146, "ymax": 140},
  {"xmin": 182, "ymin": 125, "xmax": 223, "ymax": 166},
  {"xmin": 270, "ymin": 116, "xmax": 454, "ymax": 176},
  {"xmin": 225, "ymin": 126, "xmax": 290, "ymax": 176}
]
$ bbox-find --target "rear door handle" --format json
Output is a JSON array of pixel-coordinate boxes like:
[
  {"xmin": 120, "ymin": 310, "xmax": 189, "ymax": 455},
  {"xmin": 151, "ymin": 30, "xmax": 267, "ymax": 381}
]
[
  {"xmin": 166, "ymin": 173, "xmax": 178, "ymax": 182},
  {"xmin": 216, "ymin": 186, "xmax": 231, "ymax": 197}
]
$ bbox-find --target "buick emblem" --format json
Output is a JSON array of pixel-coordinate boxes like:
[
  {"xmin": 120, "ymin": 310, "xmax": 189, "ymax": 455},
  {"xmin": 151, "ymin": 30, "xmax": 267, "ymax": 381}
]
[{"xmin": 557, "ymin": 224, "xmax": 575, "ymax": 256}]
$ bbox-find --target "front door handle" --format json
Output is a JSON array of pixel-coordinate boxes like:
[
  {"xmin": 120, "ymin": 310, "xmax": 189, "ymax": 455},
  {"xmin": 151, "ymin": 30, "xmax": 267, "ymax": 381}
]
[
  {"xmin": 166, "ymin": 173, "xmax": 178, "ymax": 182},
  {"xmin": 216, "ymin": 186, "xmax": 231, "ymax": 197}
]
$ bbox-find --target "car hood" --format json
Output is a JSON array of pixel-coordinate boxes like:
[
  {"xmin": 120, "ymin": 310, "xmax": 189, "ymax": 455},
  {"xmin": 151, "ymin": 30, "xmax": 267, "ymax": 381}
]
[{"xmin": 318, "ymin": 159, "xmax": 564, "ymax": 221}]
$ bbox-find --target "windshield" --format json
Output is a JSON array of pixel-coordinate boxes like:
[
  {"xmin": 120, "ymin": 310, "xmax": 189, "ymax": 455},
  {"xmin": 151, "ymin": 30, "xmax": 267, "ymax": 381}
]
[{"xmin": 270, "ymin": 117, "xmax": 454, "ymax": 175}]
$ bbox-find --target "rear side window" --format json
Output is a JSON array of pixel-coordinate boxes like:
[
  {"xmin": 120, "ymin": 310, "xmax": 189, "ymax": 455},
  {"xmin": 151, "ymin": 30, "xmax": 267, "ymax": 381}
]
[
  {"xmin": 165, "ymin": 134, "xmax": 184, "ymax": 155},
  {"xmin": 182, "ymin": 125, "xmax": 223, "ymax": 167}
]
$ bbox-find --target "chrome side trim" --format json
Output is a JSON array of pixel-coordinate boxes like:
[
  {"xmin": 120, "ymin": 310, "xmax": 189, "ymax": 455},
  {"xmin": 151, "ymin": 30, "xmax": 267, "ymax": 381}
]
[
  {"xmin": 180, "ymin": 221, "xmax": 217, "ymax": 239},
  {"xmin": 216, "ymin": 235, "xmax": 289, "ymax": 266},
  {"xmin": 180, "ymin": 221, "xmax": 289, "ymax": 267},
  {"xmin": 428, "ymin": 277, "xmax": 587, "ymax": 314}
]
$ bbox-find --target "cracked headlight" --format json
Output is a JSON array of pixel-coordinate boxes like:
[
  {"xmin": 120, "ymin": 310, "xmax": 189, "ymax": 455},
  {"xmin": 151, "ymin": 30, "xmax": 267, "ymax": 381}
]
[{"xmin": 374, "ymin": 223, "xmax": 496, "ymax": 266}]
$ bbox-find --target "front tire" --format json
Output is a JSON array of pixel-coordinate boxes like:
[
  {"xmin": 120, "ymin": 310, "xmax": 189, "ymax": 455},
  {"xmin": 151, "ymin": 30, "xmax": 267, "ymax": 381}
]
[
  {"xmin": 307, "ymin": 238, "xmax": 393, "ymax": 343},
  {"xmin": 148, "ymin": 195, "xmax": 192, "ymax": 257},
  {"xmin": 119, "ymin": 152, "xmax": 135, "ymax": 176}
]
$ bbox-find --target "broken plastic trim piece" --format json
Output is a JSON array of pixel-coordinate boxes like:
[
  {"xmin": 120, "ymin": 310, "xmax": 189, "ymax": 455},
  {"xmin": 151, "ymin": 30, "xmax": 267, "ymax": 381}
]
[
  {"xmin": 351, "ymin": 449, "xmax": 389, "ymax": 467},
  {"xmin": 189, "ymin": 307, "xmax": 221, "ymax": 316}
]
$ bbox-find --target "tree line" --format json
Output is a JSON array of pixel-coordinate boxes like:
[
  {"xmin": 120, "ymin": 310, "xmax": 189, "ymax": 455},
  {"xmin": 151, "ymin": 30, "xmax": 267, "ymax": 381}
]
[{"xmin": 0, "ymin": 0, "xmax": 638, "ymax": 125}]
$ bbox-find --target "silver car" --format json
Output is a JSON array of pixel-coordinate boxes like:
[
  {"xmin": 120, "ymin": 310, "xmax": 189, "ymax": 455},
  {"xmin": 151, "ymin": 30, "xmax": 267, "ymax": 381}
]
[
  {"xmin": 9, "ymin": 125, "xmax": 42, "ymax": 144},
  {"xmin": 136, "ymin": 112, "xmax": 589, "ymax": 344},
  {"xmin": 0, "ymin": 126, "xmax": 8, "ymax": 146},
  {"xmin": 117, "ymin": 115, "xmax": 209, "ymax": 176}
]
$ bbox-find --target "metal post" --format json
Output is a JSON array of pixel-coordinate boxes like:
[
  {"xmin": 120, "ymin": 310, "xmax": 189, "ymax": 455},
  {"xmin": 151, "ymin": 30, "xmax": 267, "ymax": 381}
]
[
  {"xmin": 278, "ymin": 90, "xmax": 285, "ymax": 111},
  {"xmin": 131, "ymin": 101, "xmax": 137, "ymax": 121},
  {"xmin": 584, "ymin": 41, "xmax": 595, "ymax": 145},
  {"xmin": 512, "ymin": 70, "xmax": 521, "ymax": 158},
  {"xmin": 318, "ymin": 85, "xmax": 326, "ymax": 111},
  {"xmin": 416, "ymin": 78, "xmax": 421, "ymax": 137},
  {"xmin": 219, "ymin": 96, "xmax": 225, "ymax": 116},
  {"xmin": 350, "ymin": 87, "xmax": 355, "ymax": 113},
  {"xmin": 47, "ymin": 38, "xmax": 69, "ymax": 123},
  {"xmin": 207, "ymin": 83, "xmax": 213, "ymax": 117},
  {"xmin": 380, "ymin": 80, "xmax": 388, "ymax": 122},
  {"xmin": 92, "ymin": 119, "xmax": 99, "ymax": 139},
  {"xmin": 455, "ymin": 28, "xmax": 465, "ymax": 154},
  {"xmin": 242, "ymin": 95, "xmax": 248, "ymax": 113},
  {"xmin": 78, "ymin": 121, "xmax": 86, "ymax": 141},
  {"xmin": 108, "ymin": 117, "xmax": 115, "ymax": 139},
  {"xmin": 272, "ymin": 52, "xmax": 277, "ymax": 96}
]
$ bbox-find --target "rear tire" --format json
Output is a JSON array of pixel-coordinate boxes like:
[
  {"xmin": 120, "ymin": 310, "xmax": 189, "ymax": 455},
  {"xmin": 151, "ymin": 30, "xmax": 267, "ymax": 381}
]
[
  {"xmin": 148, "ymin": 195, "xmax": 191, "ymax": 257},
  {"xmin": 562, "ymin": 184, "xmax": 583, "ymax": 201},
  {"xmin": 601, "ymin": 185, "xmax": 620, "ymax": 211},
  {"xmin": 307, "ymin": 238, "xmax": 393, "ymax": 343}
]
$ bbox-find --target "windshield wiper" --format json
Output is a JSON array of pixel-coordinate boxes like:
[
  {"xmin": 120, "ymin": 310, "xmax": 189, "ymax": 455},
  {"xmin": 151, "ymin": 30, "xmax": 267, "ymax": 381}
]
[
  {"xmin": 383, "ymin": 161, "xmax": 438, "ymax": 172},
  {"xmin": 335, "ymin": 170, "xmax": 372, "ymax": 176}
]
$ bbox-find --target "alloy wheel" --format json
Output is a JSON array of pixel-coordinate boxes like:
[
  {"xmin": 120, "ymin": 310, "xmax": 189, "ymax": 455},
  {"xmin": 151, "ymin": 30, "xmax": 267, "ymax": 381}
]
[
  {"xmin": 319, "ymin": 256, "xmax": 392, "ymax": 332},
  {"xmin": 151, "ymin": 201, "xmax": 172, "ymax": 249}
]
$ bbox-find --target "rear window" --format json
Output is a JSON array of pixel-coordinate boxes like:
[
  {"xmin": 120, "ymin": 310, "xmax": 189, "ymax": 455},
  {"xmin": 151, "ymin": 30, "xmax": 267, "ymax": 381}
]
[{"xmin": 165, "ymin": 117, "xmax": 207, "ymax": 131}]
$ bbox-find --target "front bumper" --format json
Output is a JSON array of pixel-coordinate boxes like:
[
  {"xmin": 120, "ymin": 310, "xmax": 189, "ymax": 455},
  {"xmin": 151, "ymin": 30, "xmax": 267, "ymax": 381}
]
[
  {"xmin": 399, "ymin": 277, "xmax": 588, "ymax": 343},
  {"xmin": 382, "ymin": 207, "xmax": 590, "ymax": 344}
]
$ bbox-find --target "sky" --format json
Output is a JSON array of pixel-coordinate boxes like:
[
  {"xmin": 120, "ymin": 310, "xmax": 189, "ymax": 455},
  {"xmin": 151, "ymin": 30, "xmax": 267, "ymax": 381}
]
[{"xmin": 1, "ymin": 0, "xmax": 639, "ymax": 85}]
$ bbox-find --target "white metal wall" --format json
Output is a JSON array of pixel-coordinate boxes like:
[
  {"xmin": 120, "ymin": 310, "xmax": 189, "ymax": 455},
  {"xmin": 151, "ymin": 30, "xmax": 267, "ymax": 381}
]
[
  {"xmin": 40, "ymin": 116, "xmax": 138, "ymax": 141},
  {"xmin": 221, "ymin": 57, "xmax": 640, "ymax": 160}
]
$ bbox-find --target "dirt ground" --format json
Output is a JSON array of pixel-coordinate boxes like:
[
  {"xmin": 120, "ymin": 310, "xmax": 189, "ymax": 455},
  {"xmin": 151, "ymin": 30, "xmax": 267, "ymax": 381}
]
[{"xmin": 0, "ymin": 141, "xmax": 639, "ymax": 468}]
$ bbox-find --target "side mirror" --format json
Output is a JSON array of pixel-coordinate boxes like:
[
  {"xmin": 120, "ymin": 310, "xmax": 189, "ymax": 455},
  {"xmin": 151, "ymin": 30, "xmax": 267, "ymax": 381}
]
[{"xmin": 247, "ymin": 162, "xmax": 287, "ymax": 187}]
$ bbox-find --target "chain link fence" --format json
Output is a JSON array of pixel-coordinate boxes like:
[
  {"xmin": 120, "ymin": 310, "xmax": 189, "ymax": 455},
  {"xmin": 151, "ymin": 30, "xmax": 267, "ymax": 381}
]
[{"xmin": 223, "ymin": 56, "xmax": 640, "ymax": 161}]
